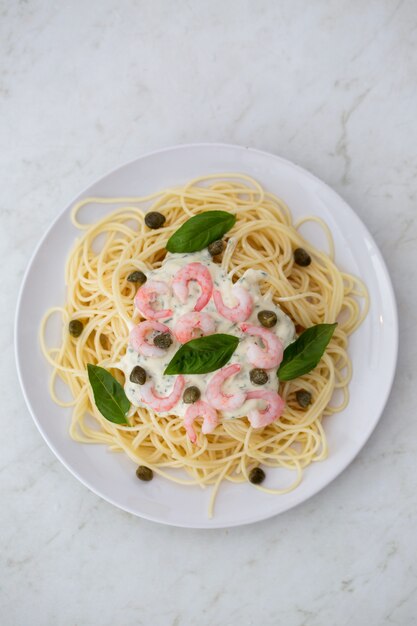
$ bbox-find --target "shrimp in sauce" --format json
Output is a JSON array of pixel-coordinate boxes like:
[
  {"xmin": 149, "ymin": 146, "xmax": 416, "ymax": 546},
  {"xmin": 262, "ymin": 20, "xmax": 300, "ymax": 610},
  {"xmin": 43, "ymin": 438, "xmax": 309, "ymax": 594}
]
[
  {"xmin": 172, "ymin": 262, "xmax": 213, "ymax": 312},
  {"xmin": 240, "ymin": 323, "xmax": 284, "ymax": 369},
  {"xmin": 130, "ymin": 321, "xmax": 172, "ymax": 358},
  {"xmin": 246, "ymin": 390, "xmax": 285, "ymax": 428},
  {"xmin": 119, "ymin": 249, "xmax": 295, "ymax": 438},
  {"xmin": 206, "ymin": 364, "xmax": 246, "ymax": 411},
  {"xmin": 174, "ymin": 312, "xmax": 216, "ymax": 344},
  {"xmin": 139, "ymin": 376, "xmax": 185, "ymax": 412},
  {"xmin": 135, "ymin": 280, "xmax": 172, "ymax": 320},
  {"xmin": 184, "ymin": 400, "xmax": 218, "ymax": 443},
  {"xmin": 213, "ymin": 284, "xmax": 253, "ymax": 323}
]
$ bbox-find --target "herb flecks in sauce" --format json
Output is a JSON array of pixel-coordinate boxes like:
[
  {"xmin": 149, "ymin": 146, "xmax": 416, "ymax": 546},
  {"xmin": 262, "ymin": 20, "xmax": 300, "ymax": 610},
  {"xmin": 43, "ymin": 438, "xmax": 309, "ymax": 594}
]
[{"xmin": 118, "ymin": 249, "xmax": 295, "ymax": 421}]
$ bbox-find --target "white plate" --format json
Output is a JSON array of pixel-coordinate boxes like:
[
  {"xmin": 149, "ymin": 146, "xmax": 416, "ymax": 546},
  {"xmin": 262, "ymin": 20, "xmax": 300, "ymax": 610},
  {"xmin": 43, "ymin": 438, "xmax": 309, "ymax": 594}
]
[{"xmin": 15, "ymin": 144, "xmax": 398, "ymax": 528}]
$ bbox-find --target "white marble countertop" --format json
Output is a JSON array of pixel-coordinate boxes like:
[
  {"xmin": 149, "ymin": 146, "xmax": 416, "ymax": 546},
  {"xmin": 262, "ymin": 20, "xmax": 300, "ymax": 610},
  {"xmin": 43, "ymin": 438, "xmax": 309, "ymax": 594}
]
[{"xmin": 2, "ymin": 2, "xmax": 416, "ymax": 624}]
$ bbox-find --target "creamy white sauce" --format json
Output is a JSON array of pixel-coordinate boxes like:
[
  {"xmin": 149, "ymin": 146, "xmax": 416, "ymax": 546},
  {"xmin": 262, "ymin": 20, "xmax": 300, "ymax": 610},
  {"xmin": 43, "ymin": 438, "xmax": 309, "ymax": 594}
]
[{"xmin": 118, "ymin": 249, "xmax": 295, "ymax": 420}]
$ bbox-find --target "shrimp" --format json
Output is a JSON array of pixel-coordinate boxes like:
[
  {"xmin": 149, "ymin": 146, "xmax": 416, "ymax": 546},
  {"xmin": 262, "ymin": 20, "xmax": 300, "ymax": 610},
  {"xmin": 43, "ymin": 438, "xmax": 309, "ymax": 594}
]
[
  {"xmin": 246, "ymin": 390, "xmax": 285, "ymax": 428},
  {"xmin": 240, "ymin": 323, "xmax": 284, "ymax": 369},
  {"xmin": 174, "ymin": 312, "xmax": 216, "ymax": 343},
  {"xmin": 184, "ymin": 400, "xmax": 218, "ymax": 444},
  {"xmin": 129, "ymin": 321, "xmax": 171, "ymax": 357},
  {"xmin": 206, "ymin": 364, "xmax": 246, "ymax": 411},
  {"xmin": 172, "ymin": 262, "xmax": 213, "ymax": 312},
  {"xmin": 213, "ymin": 284, "xmax": 253, "ymax": 322},
  {"xmin": 134, "ymin": 280, "xmax": 172, "ymax": 320},
  {"xmin": 140, "ymin": 375, "xmax": 185, "ymax": 412}
]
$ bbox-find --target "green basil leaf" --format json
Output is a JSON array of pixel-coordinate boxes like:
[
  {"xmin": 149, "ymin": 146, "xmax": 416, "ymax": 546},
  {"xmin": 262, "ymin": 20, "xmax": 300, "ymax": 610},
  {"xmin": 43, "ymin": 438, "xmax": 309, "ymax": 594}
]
[
  {"xmin": 87, "ymin": 364, "xmax": 130, "ymax": 424},
  {"xmin": 166, "ymin": 211, "xmax": 236, "ymax": 253},
  {"xmin": 164, "ymin": 334, "xmax": 239, "ymax": 375},
  {"xmin": 277, "ymin": 323, "xmax": 337, "ymax": 381}
]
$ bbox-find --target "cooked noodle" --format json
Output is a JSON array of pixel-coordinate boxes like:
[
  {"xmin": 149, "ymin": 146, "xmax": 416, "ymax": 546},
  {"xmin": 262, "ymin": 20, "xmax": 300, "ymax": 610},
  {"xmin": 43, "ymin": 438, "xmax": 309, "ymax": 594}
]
[{"xmin": 40, "ymin": 174, "xmax": 368, "ymax": 516}]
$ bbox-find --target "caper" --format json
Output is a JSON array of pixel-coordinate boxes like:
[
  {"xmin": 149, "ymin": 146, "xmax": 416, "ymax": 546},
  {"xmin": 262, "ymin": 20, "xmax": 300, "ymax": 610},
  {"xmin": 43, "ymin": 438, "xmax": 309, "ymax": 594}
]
[
  {"xmin": 127, "ymin": 270, "xmax": 147, "ymax": 285},
  {"xmin": 130, "ymin": 366, "xmax": 147, "ymax": 385},
  {"xmin": 99, "ymin": 334, "xmax": 110, "ymax": 350},
  {"xmin": 294, "ymin": 247, "xmax": 311, "ymax": 266},
  {"xmin": 208, "ymin": 239, "xmax": 225, "ymax": 256},
  {"xmin": 296, "ymin": 390, "xmax": 312, "ymax": 408},
  {"xmin": 183, "ymin": 386, "xmax": 201, "ymax": 404},
  {"xmin": 153, "ymin": 332, "xmax": 172, "ymax": 350},
  {"xmin": 145, "ymin": 211, "xmax": 166, "ymax": 229},
  {"xmin": 136, "ymin": 465, "xmax": 153, "ymax": 481},
  {"xmin": 257, "ymin": 310, "xmax": 277, "ymax": 328},
  {"xmin": 69, "ymin": 319, "xmax": 83, "ymax": 337},
  {"xmin": 249, "ymin": 368, "xmax": 269, "ymax": 385},
  {"xmin": 249, "ymin": 467, "xmax": 265, "ymax": 485}
]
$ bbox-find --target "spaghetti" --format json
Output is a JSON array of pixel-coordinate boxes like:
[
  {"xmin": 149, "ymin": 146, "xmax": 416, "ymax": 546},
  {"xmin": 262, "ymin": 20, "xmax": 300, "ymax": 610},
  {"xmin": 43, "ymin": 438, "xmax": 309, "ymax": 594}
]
[{"xmin": 40, "ymin": 174, "xmax": 368, "ymax": 516}]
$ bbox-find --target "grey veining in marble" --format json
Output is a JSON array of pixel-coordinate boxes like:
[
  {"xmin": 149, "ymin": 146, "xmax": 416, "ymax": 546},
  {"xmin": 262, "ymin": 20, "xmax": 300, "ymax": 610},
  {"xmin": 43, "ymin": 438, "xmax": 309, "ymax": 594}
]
[{"xmin": 2, "ymin": 1, "xmax": 416, "ymax": 624}]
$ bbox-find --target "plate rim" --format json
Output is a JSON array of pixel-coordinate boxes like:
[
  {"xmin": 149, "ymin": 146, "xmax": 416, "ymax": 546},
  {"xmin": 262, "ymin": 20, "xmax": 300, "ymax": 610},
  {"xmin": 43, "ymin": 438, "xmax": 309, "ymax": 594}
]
[{"xmin": 14, "ymin": 142, "xmax": 399, "ymax": 528}]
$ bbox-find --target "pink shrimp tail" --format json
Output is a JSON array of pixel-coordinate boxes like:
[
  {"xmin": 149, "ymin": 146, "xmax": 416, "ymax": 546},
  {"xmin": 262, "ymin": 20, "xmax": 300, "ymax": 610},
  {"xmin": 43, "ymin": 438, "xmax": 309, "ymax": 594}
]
[
  {"xmin": 206, "ymin": 364, "xmax": 246, "ymax": 411},
  {"xmin": 174, "ymin": 312, "xmax": 216, "ymax": 344},
  {"xmin": 129, "ymin": 321, "xmax": 171, "ymax": 357},
  {"xmin": 240, "ymin": 323, "xmax": 284, "ymax": 369},
  {"xmin": 246, "ymin": 390, "xmax": 284, "ymax": 428},
  {"xmin": 134, "ymin": 280, "xmax": 172, "ymax": 320},
  {"xmin": 172, "ymin": 263, "xmax": 213, "ymax": 312},
  {"xmin": 184, "ymin": 401, "xmax": 218, "ymax": 444},
  {"xmin": 140, "ymin": 376, "xmax": 185, "ymax": 412},
  {"xmin": 213, "ymin": 285, "xmax": 253, "ymax": 322}
]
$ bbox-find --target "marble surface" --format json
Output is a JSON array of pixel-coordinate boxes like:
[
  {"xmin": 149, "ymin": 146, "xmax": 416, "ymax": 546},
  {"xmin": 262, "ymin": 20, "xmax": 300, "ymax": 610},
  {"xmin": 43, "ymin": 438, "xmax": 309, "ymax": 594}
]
[{"xmin": 2, "ymin": 1, "xmax": 416, "ymax": 624}]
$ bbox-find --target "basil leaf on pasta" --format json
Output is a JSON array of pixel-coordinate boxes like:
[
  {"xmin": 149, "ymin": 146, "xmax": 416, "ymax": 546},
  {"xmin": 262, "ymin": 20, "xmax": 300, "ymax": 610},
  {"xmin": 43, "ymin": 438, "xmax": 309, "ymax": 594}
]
[
  {"xmin": 164, "ymin": 334, "xmax": 239, "ymax": 375},
  {"xmin": 277, "ymin": 323, "xmax": 337, "ymax": 381},
  {"xmin": 87, "ymin": 364, "xmax": 130, "ymax": 424},
  {"xmin": 166, "ymin": 211, "xmax": 236, "ymax": 253}
]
